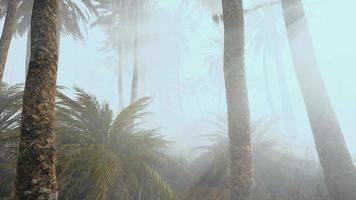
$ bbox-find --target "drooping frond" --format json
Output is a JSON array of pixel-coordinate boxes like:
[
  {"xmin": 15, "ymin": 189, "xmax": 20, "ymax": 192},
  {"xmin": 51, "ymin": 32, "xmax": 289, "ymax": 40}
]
[
  {"xmin": 15, "ymin": 0, "xmax": 32, "ymax": 37},
  {"xmin": 141, "ymin": 161, "xmax": 177, "ymax": 200},
  {"xmin": 86, "ymin": 145, "xmax": 122, "ymax": 200},
  {"xmin": 110, "ymin": 97, "xmax": 151, "ymax": 135},
  {"xmin": 0, "ymin": 83, "xmax": 22, "ymax": 153},
  {"xmin": 60, "ymin": 0, "xmax": 95, "ymax": 40},
  {"xmin": 13, "ymin": 0, "xmax": 98, "ymax": 39},
  {"xmin": 56, "ymin": 86, "xmax": 111, "ymax": 144},
  {"xmin": 0, "ymin": 83, "xmax": 22, "ymax": 197},
  {"xmin": 55, "ymin": 87, "xmax": 178, "ymax": 199}
]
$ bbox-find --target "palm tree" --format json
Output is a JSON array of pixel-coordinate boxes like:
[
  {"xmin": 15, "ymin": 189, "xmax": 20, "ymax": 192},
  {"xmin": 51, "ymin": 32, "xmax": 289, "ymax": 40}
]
[
  {"xmin": 0, "ymin": 0, "xmax": 97, "ymax": 78},
  {"xmin": 24, "ymin": 0, "xmax": 97, "ymax": 72},
  {"xmin": 0, "ymin": 0, "xmax": 17, "ymax": 82},
  {"xmin": 99, "ymin": 28, "xmax": 131, "ymax": 110},
  {"xmin": 280, "ymin": 0, "xmax": 356, "ymax": 199},
  {"xmin": 94, "ymin": 0, "xmax": 153, "ymax": 104},
  {"xmin": 94, "ymin": 0, "xmax": 129, "ymax": 108},
  {"xmin": 204, "ymin": 0, "xmax": 281, "ymax": 25},
  {"xmin": 203, "ymin": 0, "xmax": 298, "ymax": 135},
  {"xmin": 0, "ymin": 86, "xmax": 183, "ymax": 199},
  {"xmin": 55, "ymin": 87, "xmax": 177, "ymax": 200},
  {"xmin": 14, "ymin": 0, "xmax": 59, "ymax": 199},
  {"xmin": 117, "ymin": 45, "xmax": 125, "ymax": 110},
  {"xmin": 128, "ymin": 0, "xmax": 148, "ymax": 104},
  {"xmin": 221, "ymin": 0, "xmax": 253, "ymax": 199},
  {"xmin": 246, "ymin": 4, "xmax": 299, "ymax": 136},
  {"xmin": 131, "ymin": 32, "xmax": 139, "ymax": 103},
  {"xmin": 186, "ymin": 117, "xmax": 330, "ymax": 200}
]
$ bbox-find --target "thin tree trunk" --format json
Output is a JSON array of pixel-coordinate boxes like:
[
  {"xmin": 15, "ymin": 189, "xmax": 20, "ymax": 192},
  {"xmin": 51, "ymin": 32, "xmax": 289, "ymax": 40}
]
[
  {"xmin": 130, "ymin": 24, "xmax": 139, "ymax": 104},
  {"xmin": 222, "ymin": 1, "xmax": 253, "ymax": 200},
  {"xmin": 25, "ymin": 28, "xmax": 31, "ymax": 77},
  {"xmin": 0, "ymin": 0, "xmax": 17, "ymax": 82},
  {"xmin": 281, "ymin": 0, "xmax": 356, "ymax": 199},
  {"xmin": 117, "ymin": 46, "xmax": 124, "ymax": 110},
  {"xmin": 117, "ymin": 70, "xmax": 124, "ymax": 110},
  {"xmin": 14, "ymin": 0, "xmax": 59, "ymax": 199}
]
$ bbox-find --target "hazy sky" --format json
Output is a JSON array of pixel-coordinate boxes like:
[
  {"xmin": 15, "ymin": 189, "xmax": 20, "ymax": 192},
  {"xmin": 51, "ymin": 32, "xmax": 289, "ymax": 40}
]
[{"xmin": 2, "ymin": 0, "xmax": 356, "ymax": 157}]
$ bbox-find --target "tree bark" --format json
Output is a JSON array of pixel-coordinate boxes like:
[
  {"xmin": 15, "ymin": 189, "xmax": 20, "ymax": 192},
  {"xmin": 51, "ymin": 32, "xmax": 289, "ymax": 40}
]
[
  {"xmin": 56, "ymin": 0, "xmax": 62, "ymax": 53},
  {"xmin": 0, "ymin": 0, "xmax": 17, "ymax": 82},
  {"xmin": 222, "ymin": 1, "xmax": 254, "ymax": 200},
  {"xmin": 14, "ymin": 0, "xmax": 59, "ymax": 199},
  {"xmin": 213, "ymin": 0, "xmax": 280, "ymax": 24},
  {"xmin": 26, "ymin": 0, "xmax": 61, "ymax": 78},
  {"xmin": 281, "ymin": 0, "xmax": 356, "ymax": 199}
]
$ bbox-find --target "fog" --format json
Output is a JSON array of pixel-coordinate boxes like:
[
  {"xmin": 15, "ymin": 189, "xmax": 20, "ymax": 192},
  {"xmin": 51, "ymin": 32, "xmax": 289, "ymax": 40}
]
[{"xmin": 1, "ymin": 0, "xmax": 356, "ymax": 199}]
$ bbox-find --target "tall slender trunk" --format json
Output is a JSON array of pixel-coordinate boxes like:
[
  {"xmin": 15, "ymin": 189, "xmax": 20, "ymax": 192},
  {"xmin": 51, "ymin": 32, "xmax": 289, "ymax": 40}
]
[
  {"xmin": 14, "ymin": 0, "xmax": 59, "ymax": 199},
  {"xmin": 130, "ymin": 22, "xmax": 139, "ymax": 104},
  {"xmin": 281, "ymin": 0, "xmax": 356, "ymax": 199},
  {"xmin": 0, "ymin": 0, "xmax": 17, "ymax": 82},
  {"xmin": 117, "ymin": 46, "xmax": 124, "ymax": 110},
  {"xmin": 25, "ymin": 1, "xmax": 60, "ymax": 78},
  {"xmin": 25, "ymin": 28, "xmax": 31, "ymax": 76},
  {"xmin": 117, "ymin": 70, "xmax": 124, "ymax": 110},
  {"xmin": 222, "ymin": 0, "xmax": 253, "ymax": 199}
]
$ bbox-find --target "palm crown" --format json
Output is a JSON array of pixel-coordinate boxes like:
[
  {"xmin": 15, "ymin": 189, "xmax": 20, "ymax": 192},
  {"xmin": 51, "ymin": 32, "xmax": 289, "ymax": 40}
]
[
  {"xmin": 0, "ymin": 0, "xmax": 97, "ymax": 39},
  {"xmin": 56, "ymin": 87, "xmax": 176, "ymax": 200}
]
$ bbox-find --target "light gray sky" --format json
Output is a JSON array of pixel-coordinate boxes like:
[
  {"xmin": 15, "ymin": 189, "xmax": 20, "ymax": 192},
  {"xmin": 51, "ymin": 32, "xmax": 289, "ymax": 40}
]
[{"xmin": 2, "ymin": 0, "xmax": 356, "ymax": 157}]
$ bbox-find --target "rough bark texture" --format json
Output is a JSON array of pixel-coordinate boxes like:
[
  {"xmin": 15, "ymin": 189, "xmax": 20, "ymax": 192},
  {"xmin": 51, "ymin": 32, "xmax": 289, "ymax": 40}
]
[
  {"xmin": 281, "ymin": 0, "xmax": 356, "ymax": 200},
  {"xmin": 56, "ymin": 1, "xmax": 62, "ymax": 51},
  {"xmin": 213, "ymin": 0, "xmax": 280, "ymax": 24},
  {"xmin": 14, "ymin": 0, "xmax": 59, "ymax": 199},
  {"xmin": 0, "ymin": 0, "xmax": 17, "ymax": 82},
  {"xmin": 222, "ymin": 1, "xmax": 254, "ymax": 200}
]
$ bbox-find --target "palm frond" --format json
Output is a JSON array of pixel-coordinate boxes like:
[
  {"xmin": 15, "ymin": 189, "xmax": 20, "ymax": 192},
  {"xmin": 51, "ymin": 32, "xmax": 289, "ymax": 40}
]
[
  {"xmin": 110, "ymin": 97, "xmax": 151, "ymax": 135},
  {"xmin": 141, "ymin": 161, "xmax": 177, "ymax": 200},
  {"xmin": 55, "ymin": 87, "xmax": 179, "ymax": 199},
  {"xmin": 87, "ymin": 145, "xmax": 122, "ymax": 200}
]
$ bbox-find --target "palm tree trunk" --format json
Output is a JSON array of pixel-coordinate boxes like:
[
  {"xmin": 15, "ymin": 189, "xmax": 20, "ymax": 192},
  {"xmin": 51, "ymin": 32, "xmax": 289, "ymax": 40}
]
[
  {"xmin": 14, "ymin": 0, "xmax": 59, "ymax": 199},
  {"xmin": 118, "ymin": 46, "xmax": 124, "ymax": 110},
  {"xmin": 25, "ymin": 28, "xmax": 31, "ymax": 76},
  {"xmin": 281, "ymin": 0, "xmax": 356, "ymax": 199},
  {"xmin": 130, "ymin": 26, "xmax": 139, "ymax": 104},
  {"xmin": 0, "ymin": 0, "xmax": 17, "ymax": 82},
  {"xmin": 222, "ymin": 0, "xmax": 253, "ymax": 199},
  {"xmin": 56, "ymin": 1, "xmax": 62, "ymax": 51}
]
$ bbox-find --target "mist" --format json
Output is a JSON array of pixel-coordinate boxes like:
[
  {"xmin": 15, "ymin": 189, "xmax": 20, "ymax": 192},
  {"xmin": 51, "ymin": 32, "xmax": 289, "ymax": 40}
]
[{"xmin": 0, "ymin": 0, "xmax": 356, "ymax": 199}]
